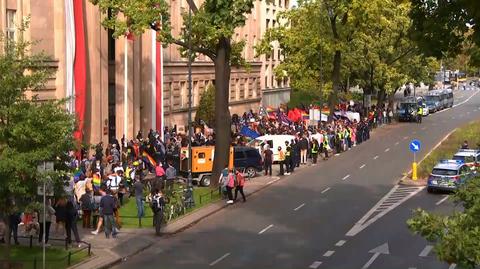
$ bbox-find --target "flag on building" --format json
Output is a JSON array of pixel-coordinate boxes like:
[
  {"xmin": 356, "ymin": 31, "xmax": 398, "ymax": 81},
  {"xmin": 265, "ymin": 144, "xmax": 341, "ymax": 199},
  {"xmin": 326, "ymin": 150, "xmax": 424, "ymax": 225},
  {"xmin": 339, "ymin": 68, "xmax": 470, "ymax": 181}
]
[{"xmin": 151, "ymin": 30, "xmax": 164, "ymax": 139}]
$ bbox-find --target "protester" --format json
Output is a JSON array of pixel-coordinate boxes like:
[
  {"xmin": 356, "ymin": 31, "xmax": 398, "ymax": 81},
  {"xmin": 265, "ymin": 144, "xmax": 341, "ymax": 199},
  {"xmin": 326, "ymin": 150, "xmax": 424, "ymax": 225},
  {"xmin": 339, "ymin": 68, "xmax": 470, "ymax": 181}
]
[
  {"xmin": 99, "ymin": 189, "xmax": 117, "ymax": 239},
  {"xmin": 234, "ymin": 169, "xmax": 246, "ymax": 202},
  {"xmin": 263, "ymin": 145, "xmax": 273, "ymax": 176},
  {"xmin": 38, "ymin": 199, "xmax": 55, "ymax": 246},
  {"xmin": 80, "ymin": 189, "xmax": 94, "ymax": 229},
  {"xmin": 65, "ymin": 197, "xmax": 81, "ymax": 247},
  {"xmin": 134, "ymin": 177, "xmax": 145, "ymax": 219},
  {"xmin": 151, "ymin": 189, "xmax": 166, "ymax": 236}
]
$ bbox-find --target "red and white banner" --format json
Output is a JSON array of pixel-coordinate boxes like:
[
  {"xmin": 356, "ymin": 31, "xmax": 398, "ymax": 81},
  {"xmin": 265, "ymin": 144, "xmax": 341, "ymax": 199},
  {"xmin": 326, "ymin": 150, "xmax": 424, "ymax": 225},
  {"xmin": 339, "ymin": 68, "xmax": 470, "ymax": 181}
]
[
  {"xmin": 151, "ymin": 30, "xmax": 164, "ymax": 139},
  {"xmin": 66, "ymin": 0, "xmax": 86, "ymax": 142}
]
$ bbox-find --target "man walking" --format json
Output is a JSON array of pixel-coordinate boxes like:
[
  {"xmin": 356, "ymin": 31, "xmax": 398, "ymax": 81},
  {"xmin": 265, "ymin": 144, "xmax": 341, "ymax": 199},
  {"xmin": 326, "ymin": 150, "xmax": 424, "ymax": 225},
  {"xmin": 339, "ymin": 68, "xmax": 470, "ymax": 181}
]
[
  {"xmin": 263, "ymin": 145, "xmax": 273, "ymax": 176},
  {"xmin": 151, "ymin": 189, "xmax": 166, "ymax": 236},
  {"xmin": 99, "ymin": 189, "xmax": 117, "ymax": 239},
  {"xmin": 133, "ymin": 177, "xmax": 145, "ymax": 222},
  {"xmin": 165, "ymin": 160, "xmax": 177, "ymax": 193}
]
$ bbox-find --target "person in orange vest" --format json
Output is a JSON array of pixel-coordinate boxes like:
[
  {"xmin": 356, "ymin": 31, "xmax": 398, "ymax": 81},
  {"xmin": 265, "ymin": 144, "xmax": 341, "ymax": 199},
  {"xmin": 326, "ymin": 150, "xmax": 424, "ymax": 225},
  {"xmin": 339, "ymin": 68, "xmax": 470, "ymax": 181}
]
[{"xmin": 278, "ymin": 146, "xmax": 285, "ymax": 176}]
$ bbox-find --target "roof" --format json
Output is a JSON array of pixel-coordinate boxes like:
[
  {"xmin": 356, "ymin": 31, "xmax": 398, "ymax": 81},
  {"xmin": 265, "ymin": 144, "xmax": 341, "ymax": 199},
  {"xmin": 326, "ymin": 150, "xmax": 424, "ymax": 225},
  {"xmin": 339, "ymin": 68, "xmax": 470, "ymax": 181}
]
[
  {"xmin": 454, "ymin": 149, "xmax": 480, "ymax": 157},
  {"xmin": 433, "ymin": 160, "xmax": 464, "ymax": 170}
]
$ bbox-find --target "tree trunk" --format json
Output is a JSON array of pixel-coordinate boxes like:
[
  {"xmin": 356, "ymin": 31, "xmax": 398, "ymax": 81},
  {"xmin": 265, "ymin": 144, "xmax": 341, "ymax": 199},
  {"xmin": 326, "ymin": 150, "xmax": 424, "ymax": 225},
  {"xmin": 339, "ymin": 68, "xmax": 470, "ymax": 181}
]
[
  {"xmin": 211, "ymin": 37, "xmax": 232, "ymax": 187},
  {"xmin": 329, "ymin": 50, "xmax": 342, "ymax": 120},
  {"xmin": 377, "ymin": 89, "xmax": 386, "ymax": 108}
]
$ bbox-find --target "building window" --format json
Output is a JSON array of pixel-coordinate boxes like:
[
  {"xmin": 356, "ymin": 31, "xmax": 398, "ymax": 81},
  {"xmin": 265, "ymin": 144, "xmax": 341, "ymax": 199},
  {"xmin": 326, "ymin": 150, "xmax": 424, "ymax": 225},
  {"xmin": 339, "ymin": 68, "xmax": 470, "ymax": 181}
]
[
  {"xmin": 266, "ymin": 19, "xmax": 270, "ymax": 29},
  {"xmin": 265, "ymin": 76, "xmax": 269, "ymax": 88},
  {"xmin": 6, "ymin": 9, "xmax": 16, "ymax": 42},
  {"xmin": 279, "ymin": 0, "xmax": 282, "ymax": 7}
]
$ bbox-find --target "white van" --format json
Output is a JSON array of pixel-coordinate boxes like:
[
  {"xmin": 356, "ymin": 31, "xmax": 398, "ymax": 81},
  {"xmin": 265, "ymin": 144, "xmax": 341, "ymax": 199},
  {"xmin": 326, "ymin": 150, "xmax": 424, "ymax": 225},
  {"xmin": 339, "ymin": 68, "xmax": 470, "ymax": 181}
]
[{"xmin": 248, "ymin": 134, "xmax": 295, "ymax": 162}]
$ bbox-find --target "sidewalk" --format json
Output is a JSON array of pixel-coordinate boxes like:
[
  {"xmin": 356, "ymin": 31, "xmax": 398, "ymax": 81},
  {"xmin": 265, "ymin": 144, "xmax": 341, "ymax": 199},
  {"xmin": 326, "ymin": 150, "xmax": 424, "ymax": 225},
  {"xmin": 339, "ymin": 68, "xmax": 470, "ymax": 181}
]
[{"xmin": 69, "ymin": 164, "xmax": 292, "ymax": 269}]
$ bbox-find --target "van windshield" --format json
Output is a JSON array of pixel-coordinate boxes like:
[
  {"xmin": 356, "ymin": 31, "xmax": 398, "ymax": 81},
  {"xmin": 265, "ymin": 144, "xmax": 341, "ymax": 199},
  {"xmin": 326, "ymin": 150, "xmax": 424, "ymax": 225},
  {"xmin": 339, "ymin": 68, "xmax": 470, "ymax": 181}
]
[{"xmin": 425, "ymin": 96, "xmax": 440, "ymax": 103}]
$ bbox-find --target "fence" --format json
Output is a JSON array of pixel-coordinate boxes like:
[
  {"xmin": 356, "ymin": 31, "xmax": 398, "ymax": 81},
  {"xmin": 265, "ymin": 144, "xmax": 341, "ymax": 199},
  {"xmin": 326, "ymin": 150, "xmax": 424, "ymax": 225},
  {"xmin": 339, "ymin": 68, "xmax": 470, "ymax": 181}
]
[{"xmin": 0, "ymin": 236, "xmax": 91, "ymax": 269}]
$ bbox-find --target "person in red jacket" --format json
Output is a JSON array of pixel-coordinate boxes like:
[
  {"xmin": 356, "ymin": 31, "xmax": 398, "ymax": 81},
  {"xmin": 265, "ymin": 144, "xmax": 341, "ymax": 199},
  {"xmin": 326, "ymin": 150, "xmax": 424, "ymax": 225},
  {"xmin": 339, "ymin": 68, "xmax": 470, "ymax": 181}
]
[{"xmin": 234, "ymin": 169, "xmax": 246, "ymax": 202}]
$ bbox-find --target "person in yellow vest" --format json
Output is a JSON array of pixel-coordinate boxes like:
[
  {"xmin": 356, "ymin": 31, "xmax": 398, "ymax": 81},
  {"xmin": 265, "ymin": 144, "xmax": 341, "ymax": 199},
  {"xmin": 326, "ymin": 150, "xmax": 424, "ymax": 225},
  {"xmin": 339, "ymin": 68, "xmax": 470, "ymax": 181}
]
[
  {"xmin": 311, "ymin": 138, "xmax": 319, "ymax": 164},
  {"xmin": 278, "ymin": 146, "xmax": 285, "ymax": 176},
  {"xmin": 417, "ymin": 105, "xmax": 423, "ymax": 123}
]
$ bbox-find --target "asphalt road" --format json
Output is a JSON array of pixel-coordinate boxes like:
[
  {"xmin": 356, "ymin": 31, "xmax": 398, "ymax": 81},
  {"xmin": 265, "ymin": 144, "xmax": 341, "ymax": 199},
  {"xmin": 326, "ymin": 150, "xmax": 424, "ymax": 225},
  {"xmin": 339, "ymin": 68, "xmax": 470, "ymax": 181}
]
[{"xmin": 115, "ymin": 89, "xmax": 480, "ymax": 269}]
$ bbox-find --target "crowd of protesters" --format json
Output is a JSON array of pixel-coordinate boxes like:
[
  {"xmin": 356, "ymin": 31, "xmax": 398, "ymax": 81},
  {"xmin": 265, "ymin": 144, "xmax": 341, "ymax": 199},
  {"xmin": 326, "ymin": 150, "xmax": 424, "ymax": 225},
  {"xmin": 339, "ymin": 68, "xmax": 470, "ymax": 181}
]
[{"xmin": 0, "ymin": 102, "xmax": 394, "ymax": 245}]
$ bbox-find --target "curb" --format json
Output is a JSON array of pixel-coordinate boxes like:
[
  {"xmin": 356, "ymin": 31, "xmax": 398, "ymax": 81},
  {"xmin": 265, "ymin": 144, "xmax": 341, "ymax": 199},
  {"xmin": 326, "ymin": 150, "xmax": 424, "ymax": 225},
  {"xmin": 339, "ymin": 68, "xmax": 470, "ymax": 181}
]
[{"xmin": 97, "ymin": 241, "xmax": 154, "ymax": 269}]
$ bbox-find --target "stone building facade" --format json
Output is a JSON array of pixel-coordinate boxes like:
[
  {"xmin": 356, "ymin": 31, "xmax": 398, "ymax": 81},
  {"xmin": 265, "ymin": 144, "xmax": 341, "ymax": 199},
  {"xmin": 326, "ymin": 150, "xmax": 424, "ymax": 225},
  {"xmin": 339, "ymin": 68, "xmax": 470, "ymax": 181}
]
[{"xmin": 0, "ymin": 0, "xmax": 290, "ymax": 145}]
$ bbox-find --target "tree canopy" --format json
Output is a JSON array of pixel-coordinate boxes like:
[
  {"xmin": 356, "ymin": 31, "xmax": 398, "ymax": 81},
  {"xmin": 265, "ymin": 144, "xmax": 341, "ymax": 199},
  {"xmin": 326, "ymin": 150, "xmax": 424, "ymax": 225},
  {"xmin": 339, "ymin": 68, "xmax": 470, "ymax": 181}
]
[{"xmin": 0, "ymin": 25, "xmax": 75, "ymax": 249}]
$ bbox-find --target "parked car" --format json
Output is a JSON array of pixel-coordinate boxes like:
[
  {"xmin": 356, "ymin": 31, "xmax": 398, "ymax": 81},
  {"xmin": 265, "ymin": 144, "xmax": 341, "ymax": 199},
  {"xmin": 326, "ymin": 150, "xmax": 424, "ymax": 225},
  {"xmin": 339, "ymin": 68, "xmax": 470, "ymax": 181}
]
[
  {"xmin": 453, "ymin": 149, "xmax": 480, "ymax": 169},
  {"xmin": 427, "ymin": 160, "xmax": 474, "ymax": 193},
  {"xmin": 233, "ymin": 146, "xmax": 263, "ymax": 178}
]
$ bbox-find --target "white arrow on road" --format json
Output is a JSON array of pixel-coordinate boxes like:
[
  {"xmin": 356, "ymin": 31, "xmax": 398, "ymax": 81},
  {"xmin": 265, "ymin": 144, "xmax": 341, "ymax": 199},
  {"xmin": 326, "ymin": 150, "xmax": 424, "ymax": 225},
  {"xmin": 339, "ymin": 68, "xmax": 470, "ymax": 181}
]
[
  {"xmin": 411, "ymin": 143, "xmax": 419, "ymax": 151},
  {"xmin": 361, "ymin": 243, "xmax": 390, "ymax": 269}
]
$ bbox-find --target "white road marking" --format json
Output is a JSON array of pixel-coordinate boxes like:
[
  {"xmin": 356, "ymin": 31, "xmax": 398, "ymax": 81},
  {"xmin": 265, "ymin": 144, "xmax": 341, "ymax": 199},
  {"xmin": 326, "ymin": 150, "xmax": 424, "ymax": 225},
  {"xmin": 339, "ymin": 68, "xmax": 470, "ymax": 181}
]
[
  {"xmin": 359, "ymin": 164, "xmax": 366, "ymax": 169},
  {"xmin": 403, "ymin": 136, "xmax": 408, "ymax": 140},
  {"xmin": 385, "ymin": 148, "xmax": 390, "ymax": 152},
  {"xmin": 346, "ymin": 185, "xmax": 425, "ymax": 237},
  {"xmin": 373, "ymin": 155, "xmax": 379, "ymax": 160},
  {"xmin": 209, "ymin": 253, "xmax": 231, "ymax": 266},
  {"xmin": 321, "ymin": 187, "xmax": 331, "ymax": 194},
  {"xmin": 419, "ymin": 245, "xmax": 433, "ymax": 257},
  {"xmin": 335, "ymin": 240, "xmax": 346, "ymax": 247},
  {"xmin": 436, "ymin": 195, "xmax": 449, "ymax": 206},
  {"xmin": 452, "ymin": 90, "xmax": 479, "ymax": 108},
  {"xmin": 267, "ymin": 178, "xmax": 279, "ymax": 185},
  {"xmin": 421, "ymin": 127, "xmax": 426, "ymax": 130},
  {"xmin": 395, "ymin": 142, "xmax": 399, "ymax": 146},
  {"xmin": 449, "ymin": 263, "xmax": 457, "ymax": 269},
  {"xmin": 258, "ymin": 224, "xmax": 274, "ymax": 235},
  {"xmin": 309, "ymin": 261, "xmax": 322, "ymax": 269},
  {"xmin": 361, "ymin": 243, "xmax": 389, "ymax": 269},
  {"xmin": 323, "ymin": 250, "xmax": 335, "ymax": 257},
  {"xmin": 294, "ymin": 203, "xmax": 306, "ymax": 211},
  {"xmin": 342, "ymin": 174, "xmax": 351, "ymax": 181}
]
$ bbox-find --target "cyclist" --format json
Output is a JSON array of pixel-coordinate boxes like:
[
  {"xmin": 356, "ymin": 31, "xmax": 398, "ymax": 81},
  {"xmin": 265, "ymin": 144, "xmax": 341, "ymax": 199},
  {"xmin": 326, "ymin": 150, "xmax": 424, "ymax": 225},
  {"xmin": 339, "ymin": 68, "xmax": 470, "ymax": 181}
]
[{"xmin": 151, "ymin": 189, "xmax": 166, "ymax": 236}]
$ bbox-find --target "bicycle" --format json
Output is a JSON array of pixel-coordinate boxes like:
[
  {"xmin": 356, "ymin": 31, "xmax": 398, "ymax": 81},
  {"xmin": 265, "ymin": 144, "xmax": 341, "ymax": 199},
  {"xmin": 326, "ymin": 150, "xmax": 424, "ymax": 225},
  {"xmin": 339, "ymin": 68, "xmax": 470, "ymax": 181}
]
[{"xmin": 163, "ymin": 187, "xmax": 187, "ymax": 222}]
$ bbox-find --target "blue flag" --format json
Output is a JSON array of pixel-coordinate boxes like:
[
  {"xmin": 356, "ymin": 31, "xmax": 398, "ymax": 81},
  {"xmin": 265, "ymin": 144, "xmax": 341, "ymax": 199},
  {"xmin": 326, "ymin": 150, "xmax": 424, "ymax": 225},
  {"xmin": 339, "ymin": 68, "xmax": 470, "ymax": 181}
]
[{"xmin": 240, "ymin": 126, "xmax": 260, "ymax": 139}]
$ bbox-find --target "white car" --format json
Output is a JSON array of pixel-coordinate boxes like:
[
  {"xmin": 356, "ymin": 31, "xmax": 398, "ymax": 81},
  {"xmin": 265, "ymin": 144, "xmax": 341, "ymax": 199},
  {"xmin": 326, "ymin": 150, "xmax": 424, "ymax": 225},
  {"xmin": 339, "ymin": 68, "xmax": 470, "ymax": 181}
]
[{"xmin": 422, "ymin": 103, "xmax": 429, "ymax": 116}]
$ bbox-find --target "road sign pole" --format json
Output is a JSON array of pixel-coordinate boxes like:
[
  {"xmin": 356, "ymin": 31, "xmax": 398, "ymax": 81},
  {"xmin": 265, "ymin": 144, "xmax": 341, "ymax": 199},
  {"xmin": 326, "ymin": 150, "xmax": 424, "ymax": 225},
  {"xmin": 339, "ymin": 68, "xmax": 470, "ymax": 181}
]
[{"xmin": 42, "ymin": 162, "xmax": 46, "ymax": 269}]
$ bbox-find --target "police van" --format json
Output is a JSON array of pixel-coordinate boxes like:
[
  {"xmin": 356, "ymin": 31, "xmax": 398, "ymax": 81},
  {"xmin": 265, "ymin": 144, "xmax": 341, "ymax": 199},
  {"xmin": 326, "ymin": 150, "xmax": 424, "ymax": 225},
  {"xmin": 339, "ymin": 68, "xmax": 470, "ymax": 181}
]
[
  {"xmin": 427, "ymin": 160, "xmax": 474, "ymax": 193},
  {"xmin": 453, "ymin": 149, "xmax": 480, "ymax": 168}
]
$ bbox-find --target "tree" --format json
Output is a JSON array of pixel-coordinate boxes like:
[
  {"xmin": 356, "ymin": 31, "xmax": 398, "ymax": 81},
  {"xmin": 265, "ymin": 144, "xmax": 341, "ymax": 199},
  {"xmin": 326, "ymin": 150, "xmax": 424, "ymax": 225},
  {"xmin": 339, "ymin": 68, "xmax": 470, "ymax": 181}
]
[
  {"xmin": 409, "ymin": 0, "xmax": 480, "ymax": 58},
  {"xmin": 91, "ymin": 0, "xmax": 256, "ymax": 186},
  {"xmin": 195, "ymin": 85, "xmax": 216, "ymax": 127},
  {"xmin": 407, "ymin": 178, "xmax": 480, "ymax": 269},
  {"xmin": 0, "ymin": 25, "xmax": 75, "ymax": 259}
]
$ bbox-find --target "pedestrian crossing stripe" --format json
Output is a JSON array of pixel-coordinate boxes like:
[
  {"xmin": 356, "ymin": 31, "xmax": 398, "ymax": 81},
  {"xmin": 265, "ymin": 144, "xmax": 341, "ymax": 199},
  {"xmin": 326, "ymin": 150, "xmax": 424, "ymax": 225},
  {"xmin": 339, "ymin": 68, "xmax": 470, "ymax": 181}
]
[{"xmin": 346, "ymin": 185, "xmax": 424, "ymax": 237}]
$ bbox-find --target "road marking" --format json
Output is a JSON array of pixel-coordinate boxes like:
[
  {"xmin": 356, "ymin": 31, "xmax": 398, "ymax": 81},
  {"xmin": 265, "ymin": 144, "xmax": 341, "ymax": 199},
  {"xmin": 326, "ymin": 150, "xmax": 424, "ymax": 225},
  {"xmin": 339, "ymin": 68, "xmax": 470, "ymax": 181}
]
[
  {"xmin": 346, "ymin": 185, "xmax": 424, "ymax": 237},
  {"xmin": 294, "ymin": 203, "xmax": 305, "ymax": 211},
  {"xmin": 421, "ymin": 127, "xmax": 426, "ymax": 130},
  {"xmin": 385, "ymin": 148, "xmax": 390, "ymax": 152},
  {"xmin": 449, "ymin": 263, "xmax": 457, "ymax": 269},
  {"xmin": 361, "ymin": 243, "xmax": 389, "ymax": 269},
  {"xmin": 309, "ymin": 261, "xmax": 322, "ymax": 269},
  {"xmin": 373, "ymin": 155, "xmax": 379, "ymax": 160},
  {"xmin": 360, "ymin": 164, "xmax": 366, "ymax": 169},
  {"xmin": 258, "ymin": 224, "xmax": 274, "ymax": 234},
  {"xmin": 436, "ymin": 195, "xmax": 449, "ymax": 206},
  {"xmin": 321, "ymin": 187, "xmax": 331, "ymax": 194},
  {"xmin": 335, "ymin": 240, "xmax": 346, "ymax": 247},
  {"xmin": 342, "ymin": 174, "xmax": 351, "ymax": 181},
  {"xmin": 323, "ymin": 250, "xmax": 335, "ymax": 257},
  {"xmin": 412, "ymin": 131, "xmax": 417, "ymax": 134},
  {"xmin": 419, "ymin": 245, "xmax": 433, "ymax": 257},
  {"xmin": 403, "ymin": 136, "xmax": 408, "ymax": 140},
  {"xmin": 395, "ymin": 142, "xmax": 399, "ymax": 146},
  {"xmin": 452, "ymin": 90, "xmax": 479, "ymax": 108},
  {"xmin": 209, "ymin": 253, "xmax": 231, "ymax": 266}
]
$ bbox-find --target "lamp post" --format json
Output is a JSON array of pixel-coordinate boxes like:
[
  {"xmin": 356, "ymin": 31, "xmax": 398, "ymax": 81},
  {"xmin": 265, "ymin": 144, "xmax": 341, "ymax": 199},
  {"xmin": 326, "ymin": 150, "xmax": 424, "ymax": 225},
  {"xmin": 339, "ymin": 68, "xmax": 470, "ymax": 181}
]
[{"xmin": 186, "ymin": 5, "xmax": 195, "ymax": 207}]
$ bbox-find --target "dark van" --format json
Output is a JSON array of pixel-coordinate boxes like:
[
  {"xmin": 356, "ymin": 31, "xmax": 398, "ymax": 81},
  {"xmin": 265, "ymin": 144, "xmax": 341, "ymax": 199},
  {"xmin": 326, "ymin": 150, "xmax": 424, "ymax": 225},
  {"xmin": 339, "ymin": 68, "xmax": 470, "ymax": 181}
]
[{"xmin": 234, "ymin": 146, "xmax": 263, "ymax": 178}]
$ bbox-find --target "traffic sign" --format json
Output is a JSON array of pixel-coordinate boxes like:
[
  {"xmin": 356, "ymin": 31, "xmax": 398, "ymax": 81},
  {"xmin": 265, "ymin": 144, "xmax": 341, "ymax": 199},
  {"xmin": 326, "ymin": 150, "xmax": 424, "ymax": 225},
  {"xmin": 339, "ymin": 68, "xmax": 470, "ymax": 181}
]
[{"xmin": 409, "ymin": 139, "xmax": 421, "ymax": 153}]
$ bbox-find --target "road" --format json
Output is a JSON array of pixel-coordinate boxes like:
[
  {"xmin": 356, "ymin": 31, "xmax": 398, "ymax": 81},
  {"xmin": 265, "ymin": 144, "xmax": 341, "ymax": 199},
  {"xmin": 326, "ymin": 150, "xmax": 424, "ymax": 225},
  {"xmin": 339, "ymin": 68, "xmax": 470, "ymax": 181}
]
[{"xmin": 115, "ymin": 89, "xmax": 480, "ymax": 269}]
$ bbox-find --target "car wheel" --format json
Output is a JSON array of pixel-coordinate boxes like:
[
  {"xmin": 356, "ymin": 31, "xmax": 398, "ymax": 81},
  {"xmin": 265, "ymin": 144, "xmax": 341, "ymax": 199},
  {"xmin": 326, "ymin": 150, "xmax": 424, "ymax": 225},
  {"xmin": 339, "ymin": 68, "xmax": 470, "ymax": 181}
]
[
  {"xmin": 246, "ymin": 167, "xmax": 257, "ymax": 178},
  {"xmin": 200, "ymin": 175, "xmax": 211, "ymax": 187},
  {"xmin": 427, "ymin": 187, "xmax": 435, "ymax": 194}
]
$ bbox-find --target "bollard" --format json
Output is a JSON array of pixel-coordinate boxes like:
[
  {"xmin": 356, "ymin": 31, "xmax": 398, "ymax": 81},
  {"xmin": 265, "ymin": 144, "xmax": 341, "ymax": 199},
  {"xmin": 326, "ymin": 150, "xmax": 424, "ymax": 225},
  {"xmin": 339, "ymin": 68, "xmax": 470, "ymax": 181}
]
[{"xmin": 412, "ymin": 162, "xmax": 418, "ymax": 181}]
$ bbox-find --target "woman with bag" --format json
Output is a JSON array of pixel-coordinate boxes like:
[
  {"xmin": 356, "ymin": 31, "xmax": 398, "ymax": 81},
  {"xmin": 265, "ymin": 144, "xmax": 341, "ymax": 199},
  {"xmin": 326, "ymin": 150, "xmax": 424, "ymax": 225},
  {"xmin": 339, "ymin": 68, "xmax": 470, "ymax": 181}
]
[{"xmin": 234, "ymin": 169, "xmax": 246, "ymax": 202}]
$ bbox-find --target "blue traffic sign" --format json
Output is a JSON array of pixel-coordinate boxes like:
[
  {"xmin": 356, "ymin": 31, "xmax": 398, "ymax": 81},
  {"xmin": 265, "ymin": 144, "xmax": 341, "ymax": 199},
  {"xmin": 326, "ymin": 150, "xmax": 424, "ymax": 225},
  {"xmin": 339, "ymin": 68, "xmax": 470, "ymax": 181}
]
[{"xmin": 410, "ymin": 139, "xmax": 421, "ymax": 153}]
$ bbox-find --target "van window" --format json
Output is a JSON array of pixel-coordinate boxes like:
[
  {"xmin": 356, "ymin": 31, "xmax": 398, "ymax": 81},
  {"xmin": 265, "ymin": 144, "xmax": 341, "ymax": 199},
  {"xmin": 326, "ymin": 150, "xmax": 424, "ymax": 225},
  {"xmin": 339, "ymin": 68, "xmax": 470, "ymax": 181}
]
[{"xmin": 267, "ymin": 140, "xmax": 273, "ymax": 148}]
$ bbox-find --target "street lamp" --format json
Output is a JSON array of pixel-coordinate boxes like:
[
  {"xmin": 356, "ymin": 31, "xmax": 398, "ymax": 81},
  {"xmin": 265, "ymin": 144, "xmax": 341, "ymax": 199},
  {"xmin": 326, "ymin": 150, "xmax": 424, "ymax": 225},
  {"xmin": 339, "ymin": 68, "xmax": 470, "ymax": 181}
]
[{"xmin": 186, "ymin": 5, "xmax": 195, "ymax": 207}]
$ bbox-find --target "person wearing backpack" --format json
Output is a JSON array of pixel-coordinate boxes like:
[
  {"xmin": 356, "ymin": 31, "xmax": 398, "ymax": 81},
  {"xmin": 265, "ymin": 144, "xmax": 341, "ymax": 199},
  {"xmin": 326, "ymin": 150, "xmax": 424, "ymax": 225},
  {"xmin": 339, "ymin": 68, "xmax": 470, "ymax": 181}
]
[
  {"xmin": 151, "ymin": 189, "xmax": 166, "ymax": 236},
  {"xmin": 234, "ymin": 169, "xmax": 246, "ymax": 202}
]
